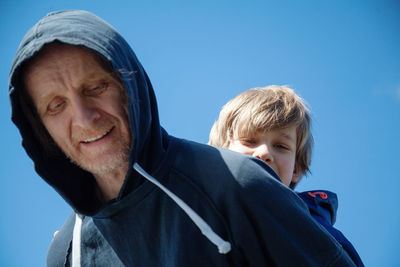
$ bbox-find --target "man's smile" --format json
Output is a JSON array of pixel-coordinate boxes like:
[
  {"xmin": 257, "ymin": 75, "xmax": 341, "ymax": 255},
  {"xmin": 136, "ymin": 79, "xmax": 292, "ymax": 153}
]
[{"xmin": 80, "ymin": 127, "xmax": 114, "ymax": 144}]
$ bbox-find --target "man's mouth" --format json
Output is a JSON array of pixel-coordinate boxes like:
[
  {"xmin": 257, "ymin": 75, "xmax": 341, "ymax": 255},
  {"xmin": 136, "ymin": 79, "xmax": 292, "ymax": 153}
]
[{"xmin": 81, "ymin": 127, "xmax": 114, "ymax": 143}]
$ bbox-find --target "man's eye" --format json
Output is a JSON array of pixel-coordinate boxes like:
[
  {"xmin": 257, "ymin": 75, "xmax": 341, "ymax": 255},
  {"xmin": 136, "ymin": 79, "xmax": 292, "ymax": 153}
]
[
  {"xmin": 47, "ymin": 101, "xmax": 65, "ymax": 115},
  {"xmin": 86, "ymin": 82, "xmax": 108, "ymax": 95}
]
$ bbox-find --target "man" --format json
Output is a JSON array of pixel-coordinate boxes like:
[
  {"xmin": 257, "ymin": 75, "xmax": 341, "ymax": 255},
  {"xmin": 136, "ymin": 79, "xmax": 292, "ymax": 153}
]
[{"xmin": 9, "ymin": 10, "xmax": 354, "ymax": 266}]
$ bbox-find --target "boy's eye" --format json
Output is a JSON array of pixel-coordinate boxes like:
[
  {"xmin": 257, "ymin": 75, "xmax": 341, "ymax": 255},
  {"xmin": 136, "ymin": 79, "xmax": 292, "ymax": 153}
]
[
  {"xmin": 240, "ymin": 138, "xmax": 257, "ymax": 146},
  {"xmin": 275, "ymin": 144, "xmax": 290, "ymax": 151}
]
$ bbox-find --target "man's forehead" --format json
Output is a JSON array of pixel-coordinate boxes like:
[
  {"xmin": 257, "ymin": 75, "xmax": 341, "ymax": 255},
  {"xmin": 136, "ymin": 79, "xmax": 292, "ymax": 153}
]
[
  {"xmin": 26, "ymin": 44, "xmax": 99, "ymax": 69},
  {"xmin": 23, "ymin": 43, "xmax": 111, "ymax": 88},
  {"xmin": 22, "ymin": 43, "xmax": 114, "ymax": 104}
]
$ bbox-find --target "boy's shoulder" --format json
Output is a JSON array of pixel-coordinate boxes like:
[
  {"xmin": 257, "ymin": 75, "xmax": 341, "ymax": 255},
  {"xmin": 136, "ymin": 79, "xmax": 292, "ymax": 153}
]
[
  {"xmin": 297, "ymin": 190, "xmax": 338, "ymax": 225},
  {"xmin": 297, "ymin": 190, "xmax": 364, "ymax": 266}
]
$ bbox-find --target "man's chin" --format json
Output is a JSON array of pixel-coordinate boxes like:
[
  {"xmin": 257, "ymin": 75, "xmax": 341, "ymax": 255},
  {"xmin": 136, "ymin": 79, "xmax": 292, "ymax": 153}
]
[{"xmin": 69, "ymin": 152, "xmax": 130, "ymax": 177}]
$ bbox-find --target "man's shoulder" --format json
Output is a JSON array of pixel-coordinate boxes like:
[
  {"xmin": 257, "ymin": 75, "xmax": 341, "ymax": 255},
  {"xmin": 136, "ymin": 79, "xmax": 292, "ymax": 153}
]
[
  {"xmin": 47, "ymin": 212, "xmax": 76, "ymax": 266},
  {"xmin": 171, "ymin": 138, "xmax": 281, "ymax": 187}
]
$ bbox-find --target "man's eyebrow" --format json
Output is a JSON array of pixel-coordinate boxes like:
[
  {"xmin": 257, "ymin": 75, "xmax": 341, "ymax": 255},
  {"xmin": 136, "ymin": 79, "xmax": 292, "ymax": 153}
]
[
  {"xmin": 35, "ymin": 92, "xmax": 56, "ymax": 112},
  {"xmin": 81, "ymin": 72, "xmax": 110, "ymax": 82}
]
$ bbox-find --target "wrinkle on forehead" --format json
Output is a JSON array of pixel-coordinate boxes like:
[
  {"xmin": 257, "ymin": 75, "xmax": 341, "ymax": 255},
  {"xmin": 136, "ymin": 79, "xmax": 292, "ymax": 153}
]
[
  {"xmin": 23, "ymin": 44, "xmax": 107, "ymax": 113},
  {"xmin": 25, "ymin": 44, "xmax": 98, "ymax": 85}
]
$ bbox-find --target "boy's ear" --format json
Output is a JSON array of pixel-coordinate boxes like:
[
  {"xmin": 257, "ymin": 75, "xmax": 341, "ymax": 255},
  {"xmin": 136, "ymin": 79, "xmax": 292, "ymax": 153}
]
[{"xmin": 292, "ymin": 165, "xmax": 301, "ymax": 183}]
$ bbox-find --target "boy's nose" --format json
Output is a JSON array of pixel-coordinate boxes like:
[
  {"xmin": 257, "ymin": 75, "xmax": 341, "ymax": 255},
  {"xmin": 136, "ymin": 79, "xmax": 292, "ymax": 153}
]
[{"xmin": 253, "ymin": 144, "xmax": 273, "ymax": 163}]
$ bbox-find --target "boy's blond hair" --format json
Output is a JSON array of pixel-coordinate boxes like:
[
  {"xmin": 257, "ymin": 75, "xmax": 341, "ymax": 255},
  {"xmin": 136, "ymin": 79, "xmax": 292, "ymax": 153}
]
[{"xmin": 209, "ymin": 85, "xmax": 313, "ymax": 189}]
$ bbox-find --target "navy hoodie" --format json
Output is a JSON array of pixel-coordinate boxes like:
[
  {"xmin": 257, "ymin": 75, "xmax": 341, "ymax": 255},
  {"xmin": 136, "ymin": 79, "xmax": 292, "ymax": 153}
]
[
  {"xmin": 9, "ymin": 10, "xmax": 355, "ymax": 266},
  {"xmin": 298, "ymin": 191, "xmax": 364, "ymax": 266}
]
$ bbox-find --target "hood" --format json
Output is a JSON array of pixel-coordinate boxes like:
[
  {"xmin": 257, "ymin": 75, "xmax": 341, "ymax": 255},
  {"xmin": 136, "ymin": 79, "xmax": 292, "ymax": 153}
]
[
  {"xmin": 297, "ymin": 190, "xmax": 338, "ymax": 225},
  {"xmin": 9, "ymin": 10, "xmax": 166, "ymax": 215}
]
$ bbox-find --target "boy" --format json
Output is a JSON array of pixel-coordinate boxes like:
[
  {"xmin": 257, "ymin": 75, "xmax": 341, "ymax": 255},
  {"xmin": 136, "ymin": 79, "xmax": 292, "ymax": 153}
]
[{"xmin": 209, "ymin": 85, "xmax": 363, "ymax": 266}]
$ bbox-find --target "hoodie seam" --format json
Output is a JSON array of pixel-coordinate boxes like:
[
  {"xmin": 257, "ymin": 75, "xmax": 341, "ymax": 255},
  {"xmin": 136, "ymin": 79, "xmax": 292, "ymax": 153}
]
[
  {"xmin": 93, "ymin": 181, "xmax": 158, "ymax": 219},
  {"xmin": 326, "ymin": 246, "xmax": 349, "ymax": 267}
]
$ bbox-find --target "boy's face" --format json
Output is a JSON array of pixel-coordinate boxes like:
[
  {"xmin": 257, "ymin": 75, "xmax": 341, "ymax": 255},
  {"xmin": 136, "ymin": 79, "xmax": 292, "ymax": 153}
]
[{"xmin": 228, "ymin": 126, "xmax": 299, "ymax": 187}]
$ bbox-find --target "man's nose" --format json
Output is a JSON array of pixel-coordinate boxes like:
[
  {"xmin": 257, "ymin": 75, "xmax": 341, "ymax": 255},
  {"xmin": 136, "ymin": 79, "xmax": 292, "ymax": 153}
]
[
  {"xmin": 253, "ymin": 144, "xmax": 273, "ymax": 163},
  {"xmin": 71, "ymin": 98, "xmax": 101, "ymax": 128}
]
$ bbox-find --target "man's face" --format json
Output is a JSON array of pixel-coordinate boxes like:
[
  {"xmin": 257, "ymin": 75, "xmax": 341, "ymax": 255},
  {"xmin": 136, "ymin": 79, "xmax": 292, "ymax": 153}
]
[
  {"xmin": 228, "ymin": 126, "xmax": 299, "ymax": 187},
  {"xmin": 24, "ymin": 45, "xmax": 131, "ymax": 177}
]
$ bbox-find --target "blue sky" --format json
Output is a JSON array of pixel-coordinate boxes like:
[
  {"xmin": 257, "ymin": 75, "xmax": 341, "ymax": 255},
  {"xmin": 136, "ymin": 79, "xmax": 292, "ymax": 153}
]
[{"xmin": 1, "ymin": 1, "xmax": 399, "ymax": 266}]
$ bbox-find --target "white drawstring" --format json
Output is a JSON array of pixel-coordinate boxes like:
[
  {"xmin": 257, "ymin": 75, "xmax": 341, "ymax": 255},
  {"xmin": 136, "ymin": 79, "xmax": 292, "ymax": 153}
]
[
  {"xmin": 133, "ymin": 162, "xmax": 231, "ymax": 254},
  {"xmin": 70, "ymin": 163, "xmax": 231, "ymax": 266},
  {"xmin": 72, "ymin": 214, "xmax": 83, "ymax": 267}
]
